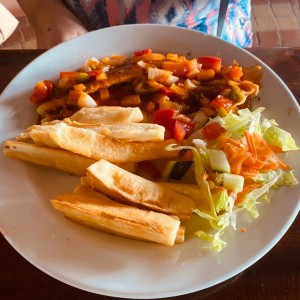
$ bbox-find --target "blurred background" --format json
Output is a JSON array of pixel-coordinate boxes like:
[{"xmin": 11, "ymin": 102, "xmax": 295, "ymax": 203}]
[{"xmin": 0, "ymin": 0, "xmax": 299, "ymax": 49}]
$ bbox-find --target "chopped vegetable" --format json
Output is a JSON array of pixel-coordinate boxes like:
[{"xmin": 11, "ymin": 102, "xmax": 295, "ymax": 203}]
[
  {"xmin": 30, "ymin": 80, "xmax": 54, "ymax": 104},
  {"xmin": 197, "ymin": 56, "xmax": 222, "ymax": 73}
]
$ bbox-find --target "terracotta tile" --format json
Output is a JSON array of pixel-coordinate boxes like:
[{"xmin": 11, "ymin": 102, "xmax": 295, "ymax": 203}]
[
  {"xmin": 251, "ymin": 18, "xmax": 258, "ymax": 32},
  {"xmin": 255, "ymin": 16, "xmax": 279, "ymax": 31},
  {"xmin": 290, "ymin": 1, "xmax": 300, "ymax": 20},
  {"xmin": 270, "ymin": 0, "xmax": 289, "ymax": 3},
  {"xmin": 276, "ymin": 16, "xmax": 299, "ymax": 30},
  {"xmin": 271, "ymin": 2, "xmax": 294, "ymax": 16},
  {"xmin": 251, "ymin": 32, "xmax": 260, "ymax": 47},
  {"xmin": 252, "ymin": 4, "xmax": 274, "ymax": 17},
  {"xmin": 252, "ymin": 0, "xmax": 270, "ymax": 5},
  {"xmin": 280, "ymin": 29, "xmax": 300, "ymax": 46},
  {"xmin": 257, "ymin": 30, "xmax": 282, "ymax": 47}
]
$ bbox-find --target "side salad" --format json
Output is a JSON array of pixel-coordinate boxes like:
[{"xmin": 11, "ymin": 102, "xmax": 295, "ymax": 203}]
[{"xmin": 168, "ymin": 107, "xmax": 298, "ymax": 251}]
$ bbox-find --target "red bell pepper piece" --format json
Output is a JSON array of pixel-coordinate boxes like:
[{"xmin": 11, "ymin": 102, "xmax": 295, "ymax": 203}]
[
  {"xmin": 173, "ymin": 120, "xmax": 188, "ymax": 142},
  {"xmin": 197, "ymin": 56, "xmax": 222, "ymax": 73},
  {"xmin": 134, "ymin": 49, "xmax": 152, "ymax": 56}
]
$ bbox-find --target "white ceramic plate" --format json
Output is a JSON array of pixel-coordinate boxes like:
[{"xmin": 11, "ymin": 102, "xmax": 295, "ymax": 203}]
[{"xmin": 0, "ymin": 25, "xmax": 299, "ymax": 299}]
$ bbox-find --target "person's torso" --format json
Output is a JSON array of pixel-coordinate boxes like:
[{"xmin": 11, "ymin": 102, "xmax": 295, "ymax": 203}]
[{"xmin": 63, "ymin": 0, "xmax": 252, "ymax": 47}]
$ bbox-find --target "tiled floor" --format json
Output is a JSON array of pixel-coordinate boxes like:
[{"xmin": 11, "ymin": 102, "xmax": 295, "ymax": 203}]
[{"xmin": 0, "ymin": 0, "xmax": 300, "ymax": 49}]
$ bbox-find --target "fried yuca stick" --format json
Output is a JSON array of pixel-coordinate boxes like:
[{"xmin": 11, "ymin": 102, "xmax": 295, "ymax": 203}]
[
  {"xmin": 3, "ymin": 140, "xmax": 139, "ymax": 176},
  {"xmin": 25, "ymin": 122, "xmax": 165, "ymax": 143},
  {"xmin": 85, "ymin": 159, "xmax": 194, "ymax": 221},
  {"xmin": 68, "ymin": 106, "xmax": 144, "ymax": 124},
  {"xmin": 3, "ymin": 140, "xmax": 96, "ymax": 176},
  {"xmin": 63, "ymin": 121, "xmax": 165, "ymax": 142},
  {"xmin": 46, "ymin": 123, "xmax": 178, "ymax": 163},
  {"xmin": 51, "ymin": 192, "xmax": 181, "ymax": 246},
  {"xmin": 73, "ymin": 184, "xmax": 185, "ymax": 244}
]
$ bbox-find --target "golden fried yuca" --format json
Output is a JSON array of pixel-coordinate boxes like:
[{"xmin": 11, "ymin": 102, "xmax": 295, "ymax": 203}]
[
  {"xmin": 160, "ymin": 182, "xmax": 210, "ymax": 211},
  {"xmin": 68, "ymin": 106, "xmax": 144, "ymax": 124},
  {"xmin": 73, "ymin": 184, "xmax": 185, "ymax": 243},
  {"xmin": 47, "ymin": 123, "xmax": 178, "ymax": 163},
  {"xmin": 22, "ymin": 124, "xmax": 59, "ymax": 147},
  {"xmin": 51, "ymin": 193, "xmax": 181, "ymax": 246},
  {"xmin": 26, "ymin": 121, "xmax": 165, "ymax": 143},
  {"xmin": 69, "ymin": 123, "xmax": 165, "ymax": 142},
  {"xmin": 3, "ymin": 140, "xmax": 96, "ymax": 176},
  {"xmin": 85, "ymin": 159, "xmax": 194, "ymax": 220}
]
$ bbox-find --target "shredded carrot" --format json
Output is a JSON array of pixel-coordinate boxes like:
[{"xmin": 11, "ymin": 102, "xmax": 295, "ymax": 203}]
[
  {"xmin": 244, "ymin": 130, "xmax": 257, "ymax": 159},
  {"xmin": 217, "ymin": 131, "xmax": 291, "ymax": 177},
  {"xmin": 222, "ymin": 138, "xmax": 251, "ymax": 174},
  {"xmin": 269, "ymin": 144, "xmax": 283, "ymax": 153},
  {"xmin": 240, "ymin": 167, "xmax": 260, "ymax": 178},
  {"xmin": 235, "ymin": 181, "xmax": 261, "ymax": 204}
]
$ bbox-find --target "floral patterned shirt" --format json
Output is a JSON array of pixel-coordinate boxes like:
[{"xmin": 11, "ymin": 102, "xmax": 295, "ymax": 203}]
[{"xmin": 63, "ymin": 0, "xmax": 252, "ymax": 47}]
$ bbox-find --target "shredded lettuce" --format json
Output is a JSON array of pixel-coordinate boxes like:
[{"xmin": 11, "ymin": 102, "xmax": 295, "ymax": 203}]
[
  {"xmin": 273, "ymin": 171, "xmax": 298, "ymax": 189},
  {"xmin": 263, "ymin": 125, "xmax": 299, "ymax": 151},
  {"xmin": 166, "ymin": 107, "xmax": 299, "ymax": 252}
]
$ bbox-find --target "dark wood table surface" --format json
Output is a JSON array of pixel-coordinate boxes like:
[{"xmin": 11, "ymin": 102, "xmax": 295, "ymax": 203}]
[{"xmin": 0, "ymin": 48, "xmax": 299, "ymax": 300}]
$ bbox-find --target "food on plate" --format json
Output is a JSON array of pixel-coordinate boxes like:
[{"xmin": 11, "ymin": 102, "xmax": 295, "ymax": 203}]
[
  {"xmin": 73, "ymin": 123, "xmax": 165, "ymax": 142},
  {"xmin": 43, "ymin": 122, "xmax": 177, "ymax": 163},
  {"xmin": 85, "ymin": 159, "xmax": 194, "ymax": 221},
  {"xmin": 3, "ymin": 140, "xmax": 96, "ymax": 176},
  {"xmin": 51, "ymin": 191, "xmax": 182, "ymax": 246},
  {"xmin": 67, "ymin": 106, "xmax": 144, "ymax": 124},
  {"xmin": 29, "ymin": 50, "xmax": 262, "ymax": 126},
  {"xmin": 2, "ymin": 49, "xmax": 299, "ymax": 251}
]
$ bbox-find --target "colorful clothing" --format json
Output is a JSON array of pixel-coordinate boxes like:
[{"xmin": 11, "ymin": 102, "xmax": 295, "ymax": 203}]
[{"xmin": 63, "ymin": 0, "xmax": 252, "ymax": 47}]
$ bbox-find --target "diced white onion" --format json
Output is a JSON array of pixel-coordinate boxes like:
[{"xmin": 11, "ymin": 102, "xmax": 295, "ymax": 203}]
[{"xmin": 77, "ymin": 92, "xmax": 97, "ymax": 108}]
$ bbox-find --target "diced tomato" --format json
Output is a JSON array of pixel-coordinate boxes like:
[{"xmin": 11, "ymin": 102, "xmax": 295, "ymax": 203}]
[
  {"xmin": 30, "ymin": 80, "xmax": 54, "ymax": 104},
  {"xmin": 153, "ymin": 109, "xmax": 176, "ymax": 132},
  {"xmin": 153, "ymin": 109, "xmax": 194, "ymax": 141},
  {"xmin": 202, "ymin": 122, "xmax": 226, "ymax": 140},
  {"xmin": 134, "ymin": 48, "xmax": 152, "ymax": 56},
  {"xmin": 175, "ymin": 114, "xmax": 195, "ymax": 137},
  {"xmin": 210, "ymin": 95, "xmax": 234, "ymax": 112},
  {"xmin": 197, "ymin": 56, "xmax": 222, "ymax": 73},
  {"xmin": 173, "ymin": 120, "xmax": 186, "ymax": 142}
]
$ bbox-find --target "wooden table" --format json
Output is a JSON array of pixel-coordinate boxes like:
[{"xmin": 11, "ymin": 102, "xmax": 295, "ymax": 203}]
[{"xmin": 0, "ymin": 48, "xmax": 299, "ymax": 300}]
